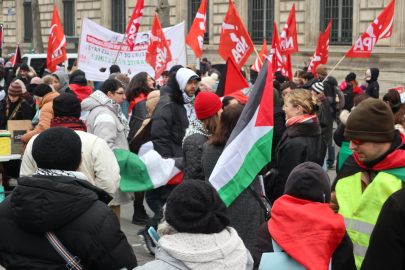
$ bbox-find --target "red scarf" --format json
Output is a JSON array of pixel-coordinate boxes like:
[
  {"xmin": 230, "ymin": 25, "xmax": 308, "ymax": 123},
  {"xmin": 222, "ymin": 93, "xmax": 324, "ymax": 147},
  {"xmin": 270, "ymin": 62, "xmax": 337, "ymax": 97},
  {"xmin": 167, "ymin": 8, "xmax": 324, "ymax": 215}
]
[
  {"xmin": 286, "ymin": 114, "xmax": 317, "ymax": 128},
  {"xmin": 269, "ymin": 195, "xmax": 346, "ymax": 270},
  {"xmin": 50, "ymin": 116, "xmax": 87, "ymax": 132},
  {"xmin": 128, "ymin": 92, "xmax": 149, "ymax": 118},
  {"xmin": 354, "ymin": 132, "xmax": 405, "ymax": 171}
]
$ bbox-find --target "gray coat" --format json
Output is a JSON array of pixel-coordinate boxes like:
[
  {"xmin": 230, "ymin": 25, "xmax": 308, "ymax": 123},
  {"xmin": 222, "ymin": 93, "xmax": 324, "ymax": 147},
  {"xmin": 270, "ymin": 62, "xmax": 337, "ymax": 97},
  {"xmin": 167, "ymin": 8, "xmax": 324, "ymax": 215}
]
[{"xmin": 201, "ymin": 143, "xmax": 265, "ymax": 252}]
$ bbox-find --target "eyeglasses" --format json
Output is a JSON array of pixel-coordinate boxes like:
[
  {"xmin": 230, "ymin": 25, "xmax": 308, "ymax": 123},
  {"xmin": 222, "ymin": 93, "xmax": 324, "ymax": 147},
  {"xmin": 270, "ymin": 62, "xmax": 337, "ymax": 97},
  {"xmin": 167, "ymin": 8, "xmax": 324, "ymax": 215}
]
[
  {"xmin": 114, "ymin": 92, "xmax": 125, "ymax": 95},
  {"xmin": 349, "ymin": 138, "xmax": 363, "ymax": 145}
]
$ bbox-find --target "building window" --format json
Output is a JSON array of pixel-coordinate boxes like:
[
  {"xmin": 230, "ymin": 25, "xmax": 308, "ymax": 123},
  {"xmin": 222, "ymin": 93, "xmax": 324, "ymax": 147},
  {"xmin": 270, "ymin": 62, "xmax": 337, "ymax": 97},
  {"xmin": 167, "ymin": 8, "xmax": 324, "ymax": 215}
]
[
  {"xmin": 112, "ymin": 0, "xmax": 126, "ymax": 34},
  {"xmin": 188, "ymin": 0, "xmax": 209, "ymax": 44},
  {"xmin": 24, "ymin": 0, "xmax": 33, "ymax": 42},
  {"xmin": 63, "ymin": 0, "xmax": 75, "ymax": 36},
  {"xmin": 248, "ymin": 0, "xmax": 274, "ymax": 44},
  {"xmin": 321, "ymin": 0, "xmax": 353, "ymax": 45}
]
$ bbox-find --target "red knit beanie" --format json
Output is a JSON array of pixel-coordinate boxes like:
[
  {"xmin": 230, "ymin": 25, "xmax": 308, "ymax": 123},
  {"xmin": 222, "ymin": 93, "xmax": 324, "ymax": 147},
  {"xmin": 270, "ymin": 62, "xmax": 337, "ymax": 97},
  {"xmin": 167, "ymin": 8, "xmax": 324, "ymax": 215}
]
[{"xmin": 194, "ymin": 92, "xmax": 222, "ymax": 120}]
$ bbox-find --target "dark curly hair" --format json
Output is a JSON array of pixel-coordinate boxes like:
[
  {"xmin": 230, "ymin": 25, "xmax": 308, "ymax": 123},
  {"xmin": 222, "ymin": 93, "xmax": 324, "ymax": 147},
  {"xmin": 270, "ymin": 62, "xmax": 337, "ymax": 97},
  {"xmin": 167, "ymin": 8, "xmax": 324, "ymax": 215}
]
[{"xmin": 126, "ymin": 72, "xmax": 152, "ymax": 102}]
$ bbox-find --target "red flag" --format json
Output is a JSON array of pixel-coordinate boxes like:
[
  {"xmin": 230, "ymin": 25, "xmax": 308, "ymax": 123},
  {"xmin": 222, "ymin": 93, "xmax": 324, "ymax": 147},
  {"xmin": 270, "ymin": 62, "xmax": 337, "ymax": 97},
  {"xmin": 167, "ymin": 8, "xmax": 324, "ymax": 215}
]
[
  {"xmin": 216, "ymin": 57, "xmax": 249, "ymax": 97},
  {"xmin": 284, "ymin": 54, "xmax": 293, "ymax": 81},
  {"xmin": 145, "ymin": 13, "xmax": 173, "ymax": 80},
  {"xmin": 10, "ymin": 43, "xmax": 22, "ymax": 67},
  {"xmin": 251, "ymin": 39, "xmax": 268, "ymax": 73},
  {"xmin": 307, "ymin": 32, "xmax": 322, "ymax": 76},
  {"xmin": 280, "ymin": 3, "xmax": 298, "ymax": 55},
  {"xmin": 47, "ymin": 5, "xmax": 67, "ymax": 73},
  {"xmin": 320, "ymin": 20, "xmax": 332, "ymax": 64},
  {"xmin": 126, "ymin": 0, "xmax": 144, "ymax": 50},
  {"xmin": 346, "ymin": 0, "xmax": 395, "ymax": 58},
  {"xmin": 270, "ymin": 22, "xmax": 285, "ymax": 74},
  {"xmin": 218, "ymin": 0, "xmax": 254, "ymax": 69},
  {"xmin": 0, "ymin": 25, "xmax": 3, "ymax": 49},
  {"xmin": 185, "ymin": 0, "xmax": 207, "ymax": 58}
]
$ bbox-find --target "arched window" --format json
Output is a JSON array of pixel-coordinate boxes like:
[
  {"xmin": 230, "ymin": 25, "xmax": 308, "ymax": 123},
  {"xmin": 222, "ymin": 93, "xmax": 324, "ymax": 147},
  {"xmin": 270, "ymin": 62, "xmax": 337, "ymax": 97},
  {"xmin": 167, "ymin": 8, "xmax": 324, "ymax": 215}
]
[
  {"xmin": 248, "ymin": 0, "xmax": 274, "ymax": 44},
  {"xmin": 188, "ymin": 0, "xmax": 209, "ymax": 44},
  {"xmin": 321, "ymin": 0, "xmax": 353, "ymax": 45}
]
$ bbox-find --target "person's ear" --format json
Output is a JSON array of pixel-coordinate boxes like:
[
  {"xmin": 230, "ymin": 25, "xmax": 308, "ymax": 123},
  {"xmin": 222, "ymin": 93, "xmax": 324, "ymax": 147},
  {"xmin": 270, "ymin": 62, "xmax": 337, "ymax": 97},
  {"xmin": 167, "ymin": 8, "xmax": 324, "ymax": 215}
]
[{"xmin": 107, "ymin": 91, "xmax": 113, "ymax": 98}]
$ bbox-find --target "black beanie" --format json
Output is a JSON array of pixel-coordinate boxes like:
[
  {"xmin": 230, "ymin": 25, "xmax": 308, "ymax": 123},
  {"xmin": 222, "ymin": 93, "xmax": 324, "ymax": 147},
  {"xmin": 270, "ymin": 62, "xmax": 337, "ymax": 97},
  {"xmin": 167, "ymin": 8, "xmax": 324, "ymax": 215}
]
[
  {"xmin": 345, "ymin": 72, "xmax": 356, "ymax": 82},
  {"xmin": 274, "ymin": 71, "xmax": 287, "ymax": 84},
  {"xmin": 20, "ymin": 63, "xmax": 29, "ymax": 72},
  {"xmin": 169, "ymin": 65, "xmax": 184, "ymax": 75},
  {"xmin": 344, "ymin": 98, "xmax": 395, "ymax": 143},
  {"xmin": 165, "ymin": 181, "xmax": 230, "ymax": 234},
  {"xmin": 32, "ymin": 127, "xmax": 82, "ymax": 171},
  {"xmin": 53, "ymin": 93, "xmax": 81, "ymax": 119},
  {"xmin": 34, "ymin": 83, "xmax": 52, "ymax": 97},
  {"xmin": 109, "ymin": 65, "xmax": 121, "ymax": 74}
]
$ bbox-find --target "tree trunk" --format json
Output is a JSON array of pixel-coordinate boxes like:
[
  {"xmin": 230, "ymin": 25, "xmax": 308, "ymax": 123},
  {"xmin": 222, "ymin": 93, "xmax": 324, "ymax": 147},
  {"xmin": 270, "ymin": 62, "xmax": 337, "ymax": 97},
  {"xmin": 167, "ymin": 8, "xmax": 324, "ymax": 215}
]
[
  {"xmin": 31, "ymin": 0, "xmax": 44, "ymax": 53},
  {"xmin": 156, "ymin": 0, "xmax": 170, "ymax": 27}
]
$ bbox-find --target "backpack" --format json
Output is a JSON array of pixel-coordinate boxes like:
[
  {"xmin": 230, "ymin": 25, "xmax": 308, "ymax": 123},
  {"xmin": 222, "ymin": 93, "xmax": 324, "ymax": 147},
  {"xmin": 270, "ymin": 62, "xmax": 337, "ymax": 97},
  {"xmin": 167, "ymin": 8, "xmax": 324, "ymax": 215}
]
[{"xmin": 342, "ymin": 86, "xmax": 354, "ymax": 111}]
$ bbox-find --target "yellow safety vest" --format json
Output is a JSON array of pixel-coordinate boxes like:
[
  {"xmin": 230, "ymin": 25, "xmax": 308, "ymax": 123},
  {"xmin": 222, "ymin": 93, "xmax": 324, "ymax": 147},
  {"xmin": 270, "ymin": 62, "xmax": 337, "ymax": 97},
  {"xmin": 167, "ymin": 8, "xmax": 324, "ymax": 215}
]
[{"xmin": 336, "ymin": 172, "xmax": 402, "ymax": 269}]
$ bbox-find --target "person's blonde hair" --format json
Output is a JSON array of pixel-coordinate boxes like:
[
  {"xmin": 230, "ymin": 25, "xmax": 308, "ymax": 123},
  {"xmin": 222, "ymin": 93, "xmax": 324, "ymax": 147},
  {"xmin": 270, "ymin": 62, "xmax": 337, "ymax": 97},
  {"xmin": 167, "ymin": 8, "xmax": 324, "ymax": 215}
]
[
  {"xmin": 157, "ymin": 205, "xmax": 178, "ymax": 238},
  {"xmin": 284, "ymin": 89, "xmax": 319, "ymax": 115}
]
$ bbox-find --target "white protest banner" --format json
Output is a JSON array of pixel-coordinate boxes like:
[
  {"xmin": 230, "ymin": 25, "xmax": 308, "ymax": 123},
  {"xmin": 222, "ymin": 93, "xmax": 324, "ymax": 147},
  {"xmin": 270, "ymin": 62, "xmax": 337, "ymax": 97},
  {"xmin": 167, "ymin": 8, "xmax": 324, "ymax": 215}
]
[{"xmin": 78, "ymin": 17, "xmax": 186, "ymax": 82}]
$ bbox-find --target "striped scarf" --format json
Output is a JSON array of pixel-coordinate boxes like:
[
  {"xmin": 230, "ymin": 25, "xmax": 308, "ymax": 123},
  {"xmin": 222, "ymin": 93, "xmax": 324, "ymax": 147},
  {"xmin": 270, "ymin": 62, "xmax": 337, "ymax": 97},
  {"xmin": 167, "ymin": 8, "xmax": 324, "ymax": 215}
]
[{"xmin": 286, "ymin": 114, "xmax": 318, "ymax": 128}]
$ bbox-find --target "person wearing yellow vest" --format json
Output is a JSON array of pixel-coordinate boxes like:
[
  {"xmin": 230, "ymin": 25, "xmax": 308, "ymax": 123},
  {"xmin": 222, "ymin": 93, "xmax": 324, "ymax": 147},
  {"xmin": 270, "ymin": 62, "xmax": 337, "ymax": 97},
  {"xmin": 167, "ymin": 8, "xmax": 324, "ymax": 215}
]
[{"xmin": 330, "ymin": 98, "xmax": 405, "ymax": 269}]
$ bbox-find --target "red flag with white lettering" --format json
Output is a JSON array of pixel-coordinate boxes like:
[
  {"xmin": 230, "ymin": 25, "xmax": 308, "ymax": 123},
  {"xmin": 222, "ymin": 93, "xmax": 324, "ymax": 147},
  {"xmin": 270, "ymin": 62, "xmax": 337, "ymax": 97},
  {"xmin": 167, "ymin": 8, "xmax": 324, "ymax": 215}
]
[
  {"xmin": 270, "ymin": 22, "xmax": 285, "ymax": 74},
  {"xmin": 218, "ymin": 0, "xmax": 254, "ymax": 69},
  {"xmin": 185, "ymin": 0, "xmax": 207, "ymax": 58},
  {"xmin": 284, "ymin": 54, "xmax": 293, "ymax": 81},
  {"xmin": 126, "ymin": 0, "xmax": 144, "ymax": 50},
  {"xmin": 145, "ymin": 13, "xmax": 173, "ymax": 80},
  {"xmin": 320, "ymin": 20, "xmax": 332, "ymax": 64},
  {"xmin": 346, "ymin": 0, "xmax": 395, "ymax": 58},
  {"xmin": 307, "ymin": 32, "xmax": 322, "ymax": 76},
  {"xmin": 280, "ymin": 3, "xmax": 298, "ymax": 55},
  {"xmin": 47, "ymin": 5, "xmax": 67, "ymax": 73},
  {"xmin": 250, "ymin": 39, "xmax": 268, "ymax": 73}
]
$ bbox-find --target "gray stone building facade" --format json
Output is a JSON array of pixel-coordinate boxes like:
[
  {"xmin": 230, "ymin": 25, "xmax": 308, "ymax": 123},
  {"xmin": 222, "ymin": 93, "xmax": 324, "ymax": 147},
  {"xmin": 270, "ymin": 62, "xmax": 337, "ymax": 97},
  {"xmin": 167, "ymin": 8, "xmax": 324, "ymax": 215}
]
[{"xmin": 1, "ymin": 0, "xmax": 404, "ymax": 90}]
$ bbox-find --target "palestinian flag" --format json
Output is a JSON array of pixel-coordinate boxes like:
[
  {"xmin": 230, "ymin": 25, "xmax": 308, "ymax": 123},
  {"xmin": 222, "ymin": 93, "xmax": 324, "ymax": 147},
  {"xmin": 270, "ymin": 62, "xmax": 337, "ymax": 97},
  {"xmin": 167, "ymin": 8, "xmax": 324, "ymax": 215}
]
[
  {"xmin": 209, "ymin": 58, "xmax": 274, "ymax": 206},
  {"xmin": 30, "ymin": 39, "xmax": 36, "ymax": 54},
  {"xmin": 114, "ymin": 143, "xmax": 183, "ymax": 193}
]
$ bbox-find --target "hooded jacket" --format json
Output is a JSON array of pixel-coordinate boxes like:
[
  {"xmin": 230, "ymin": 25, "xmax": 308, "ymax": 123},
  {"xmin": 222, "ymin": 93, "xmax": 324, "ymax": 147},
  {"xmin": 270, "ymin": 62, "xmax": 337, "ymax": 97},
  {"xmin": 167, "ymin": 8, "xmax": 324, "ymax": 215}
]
[
  {"xmin": 69, "ymin": 75, "xmax": 93, "ymax": 102},
  {"xmin": 0, "ymin": 176, "xmax": 137, "ymax": 270},
  {"xmin": 365, "ymin": 68, "xmax": 379, "ymax": 99},
  {"xmin": 151, "ymin": 71, "xmax": 191, "ymax": 158},
  {"xmin": 317, "ymin": 94, "xmax": 333, "ymax": 147},
  {"xmin": 53, "ymin": 70, "xmax": 76, "ymax": 96},
  {"xmin": 135, "ymin": 227, "xmax": 253, "ymax": 270},
  {"xmin": 82, "ymin": 90, "xmax": 128, "ymax": 151},
  {"xmin": 21, "ymin": 91, "xmax": 60, "ymax": 143},
  {"xmin": 252, "ymin": 162, "xmax": 356, "ymax": 270}
]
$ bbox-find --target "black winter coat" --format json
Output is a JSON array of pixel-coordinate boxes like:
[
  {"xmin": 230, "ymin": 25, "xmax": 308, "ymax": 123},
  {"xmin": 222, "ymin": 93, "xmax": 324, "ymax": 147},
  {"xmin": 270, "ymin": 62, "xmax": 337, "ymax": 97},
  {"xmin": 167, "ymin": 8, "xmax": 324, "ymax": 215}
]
[
  {"xmin": 317, "ymin": 98, "xmax": 333, "ymax": 147},
  {"xmin": 321, "ymin": 76, "xmax": 338, "ymax": 114},
  {"xmin": 302, "ymin": 77, "xmax": 319, "ymax": 90},
  {"xmin": 128, "ymin": 99, "xmax": 148, "ymax": 139},
  {"xmin": 0, "ymin": 176, "xmax": 138, "ymax": 270},
  {"xmin": 270, "ymin": 122, "xmax": 327, "ymax": 203},
  {"xmin": 0, "ymin": 98, "xmax": 34, "ymax": 129},
  {"xmin": 151, "ymin": 75, "xmax": 189, "ymax": 158},
  {"xmin": 183, "ymin": 133, "xmax": 208, "ymax": 180},
  {"xmin": 361, "ymin": 188, "xmax": 405, "ymax": 270},
  {"xmin": 342, "ymin": 85, "xmax": 354, "ymax": 111},
  {"xmin": 366, "ymin": 68, "xmax": 380, "ymax": 99},
  {"xmin": 267, "ymin": 107, "xmax": 286, "ymax": 170},
  {"xmin": 252, "ymin": 223, "xmax": 356, "ymax": 270}
]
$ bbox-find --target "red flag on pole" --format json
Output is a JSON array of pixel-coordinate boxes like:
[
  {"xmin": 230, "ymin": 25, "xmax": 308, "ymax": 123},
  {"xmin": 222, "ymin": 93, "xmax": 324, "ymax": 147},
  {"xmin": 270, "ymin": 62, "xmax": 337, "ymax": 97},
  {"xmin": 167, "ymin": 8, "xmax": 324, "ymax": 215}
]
[
  {"xmin": 216, "ymin": 57, "xmax": 249, "ymax": 97},
  {"xmin": 320, "ymin": 20, "xmax": 332, "ymax": 64},
  {"xmin": 284, "ymin": 54, "xmax": 293, "ymax": 81},
  {"xmin": 145, "ymin": 13, "xmax": 173, "ymax": 80},
  {"xmin": 251, "ymin": 39, "xmax": 268, "ymax": 73},
  {"xmin": 126, "ymin": 0, "xmax": 144, "ymax": 50},
  {"xmin": 10, "ymin": 43, "xmax": 22, "ymax": 67},
  {"xmin": 307, "ymin": 32, "xmax": 322, "ymax": 76},
  {"xmin": 280, "ymin": 3, "xmax": 298, "ymax": 55},
  {"xmin": 185, "ymin": 0, "xmax": 207, "ymax": 58},
  {"xmin": 270, "ymin": 22, "xmax": 285, "ymax": 74},
  {"xmin": 346, "ymin": 0, "xmax": 395, "ymax": 58},
  {"xmin": 47, "ymin": 5, "xmax": 67, "ymax": 73},
  {"xmin": 218, "ymin": 0, "xmax": 254, "ymax": 69}
]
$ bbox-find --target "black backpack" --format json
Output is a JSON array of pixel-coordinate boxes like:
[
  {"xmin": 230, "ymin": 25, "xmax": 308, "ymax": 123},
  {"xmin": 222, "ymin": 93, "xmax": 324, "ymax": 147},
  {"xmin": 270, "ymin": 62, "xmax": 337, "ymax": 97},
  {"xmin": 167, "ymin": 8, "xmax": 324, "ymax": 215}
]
[{"xmin": 342, "ymin": 86, "xmax": 354, "ymax": 111}]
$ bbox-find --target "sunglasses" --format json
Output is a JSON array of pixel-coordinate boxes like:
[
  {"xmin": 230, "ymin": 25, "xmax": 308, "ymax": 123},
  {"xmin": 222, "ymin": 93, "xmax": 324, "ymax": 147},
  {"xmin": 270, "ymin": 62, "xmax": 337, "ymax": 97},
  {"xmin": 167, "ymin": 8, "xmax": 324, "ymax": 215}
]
[{"xmin": 349, "ymin": 138, "xmax": 363, "ymax": 145}]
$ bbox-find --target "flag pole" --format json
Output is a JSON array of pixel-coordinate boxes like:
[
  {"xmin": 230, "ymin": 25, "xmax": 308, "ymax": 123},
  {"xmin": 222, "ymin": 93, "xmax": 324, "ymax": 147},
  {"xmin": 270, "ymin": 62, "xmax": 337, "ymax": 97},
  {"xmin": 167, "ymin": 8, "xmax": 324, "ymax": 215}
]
[
  {"xmin": 254, "ymin": 47, "xmax": 263, "ymax": 65},
  {"xmin": 322, "ymin": 55, "xmax": 346, "ymax": 83},
  {"xmin": 176, "ymin": 42, "xmax": 186, "ymax": 65},
  {"xmin": 114, "ymin": 34, "xmax": 127, "ymax": 65}
]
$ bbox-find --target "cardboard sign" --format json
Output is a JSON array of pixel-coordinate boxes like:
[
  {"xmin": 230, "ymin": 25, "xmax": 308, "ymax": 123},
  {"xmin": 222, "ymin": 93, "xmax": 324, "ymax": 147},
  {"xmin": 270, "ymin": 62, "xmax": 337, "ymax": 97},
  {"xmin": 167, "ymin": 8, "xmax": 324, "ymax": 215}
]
[
  {"xmin": 7, "ymin": 120, "xmax": 32, "ymax": 154},
  {"xmin": 387, "ymin": 86, "xmax": 404, "ymax": 94}
]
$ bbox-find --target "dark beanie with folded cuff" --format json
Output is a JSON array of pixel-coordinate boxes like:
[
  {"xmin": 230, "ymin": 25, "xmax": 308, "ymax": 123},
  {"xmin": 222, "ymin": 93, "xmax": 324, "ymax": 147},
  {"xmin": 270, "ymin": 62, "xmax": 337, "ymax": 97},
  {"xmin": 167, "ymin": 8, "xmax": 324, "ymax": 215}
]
[
  {"xmin": 53, "ymin": 93, "xmax": 82, "ymax": 119},
  {"xmin": 34, "ymin": 84, "xmax": 53, "ymax": 97},
  {"xmin": 344, "ymin": 98, "xmax": 395, "ymax": 143}
]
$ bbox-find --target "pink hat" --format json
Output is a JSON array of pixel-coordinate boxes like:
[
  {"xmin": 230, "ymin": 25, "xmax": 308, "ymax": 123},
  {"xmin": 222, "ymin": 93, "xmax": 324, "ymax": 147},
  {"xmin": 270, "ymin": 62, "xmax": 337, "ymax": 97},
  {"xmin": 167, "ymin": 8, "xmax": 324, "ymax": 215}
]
[{"xmin": 30, "ymin": 77, "xmax": 42, "ymax": 85}]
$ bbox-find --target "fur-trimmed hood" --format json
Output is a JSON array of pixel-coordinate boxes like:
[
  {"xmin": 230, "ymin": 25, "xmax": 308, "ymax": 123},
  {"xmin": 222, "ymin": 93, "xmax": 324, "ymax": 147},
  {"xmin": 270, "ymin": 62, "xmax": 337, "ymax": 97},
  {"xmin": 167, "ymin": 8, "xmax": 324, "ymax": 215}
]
[{"xmin": 339, "ymin": 110, "xmax": 350, "ymax": 125}]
